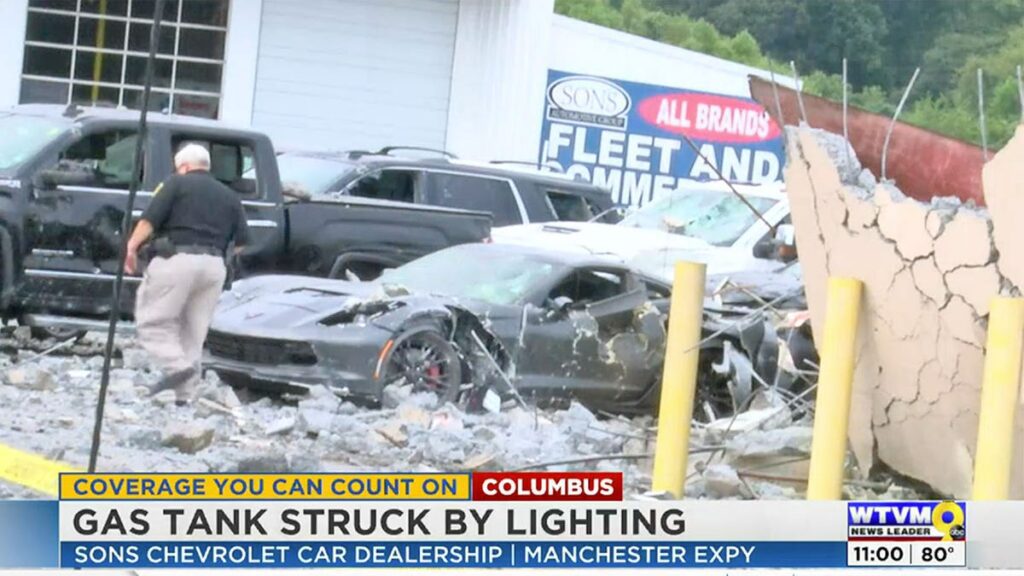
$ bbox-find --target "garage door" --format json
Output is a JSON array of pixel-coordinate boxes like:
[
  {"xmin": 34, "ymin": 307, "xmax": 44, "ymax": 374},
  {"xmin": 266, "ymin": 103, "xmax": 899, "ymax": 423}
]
[{"xmin": 252, "ymin": 0, "xmax": 458, "ymax": 152}]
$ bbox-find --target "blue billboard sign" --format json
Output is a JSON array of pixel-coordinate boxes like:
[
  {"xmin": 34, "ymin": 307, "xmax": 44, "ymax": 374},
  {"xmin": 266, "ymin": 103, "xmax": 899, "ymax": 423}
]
[{"xmin": 538, "ymin": 70, "xmax": 785, "ymax": 207}]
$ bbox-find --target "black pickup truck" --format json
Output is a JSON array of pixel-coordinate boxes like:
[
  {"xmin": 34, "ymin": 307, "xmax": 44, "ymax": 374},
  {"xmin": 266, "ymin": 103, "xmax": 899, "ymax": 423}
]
[{"xmin": 0, "ymin": 105, "xmax": 491, "ymax": 332}]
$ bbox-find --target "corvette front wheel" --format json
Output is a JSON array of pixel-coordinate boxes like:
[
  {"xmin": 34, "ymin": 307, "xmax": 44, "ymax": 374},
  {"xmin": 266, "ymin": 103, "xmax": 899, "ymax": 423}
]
[{"xmin": 382, "ymin": 328, "xmax": 462, "ymax": 405}]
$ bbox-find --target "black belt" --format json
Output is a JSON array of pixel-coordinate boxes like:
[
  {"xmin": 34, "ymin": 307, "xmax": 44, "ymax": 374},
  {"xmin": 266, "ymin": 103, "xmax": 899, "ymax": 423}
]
[{"xmin": 175, "ymin": 244, "xmax": 224, "ymax": 257}]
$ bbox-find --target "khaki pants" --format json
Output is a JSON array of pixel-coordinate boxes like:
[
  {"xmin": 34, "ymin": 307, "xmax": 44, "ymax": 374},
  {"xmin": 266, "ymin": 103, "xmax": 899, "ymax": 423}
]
[{"xmin": 135, "ymin": 253, "xmax": 227, "ymax": 400}]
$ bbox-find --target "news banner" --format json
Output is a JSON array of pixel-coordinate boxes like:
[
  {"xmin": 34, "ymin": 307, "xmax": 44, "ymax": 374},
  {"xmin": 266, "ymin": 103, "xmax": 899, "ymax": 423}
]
[{"xmin": 1, "ymin": 471, "xmax": 1023, "ymax": 570}]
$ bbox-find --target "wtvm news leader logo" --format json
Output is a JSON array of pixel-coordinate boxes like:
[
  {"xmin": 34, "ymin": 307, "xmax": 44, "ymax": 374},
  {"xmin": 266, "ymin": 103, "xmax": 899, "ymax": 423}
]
[{"xmin": 848, "ymin": 501, "xmax": 966, "ymax": 541}]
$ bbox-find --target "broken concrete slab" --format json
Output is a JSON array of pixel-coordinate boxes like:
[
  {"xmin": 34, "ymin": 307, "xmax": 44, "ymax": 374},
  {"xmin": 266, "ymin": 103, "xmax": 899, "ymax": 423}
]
[
  {"xmin": 946, "ymin": 265, "xmax": 1001, "ymax": 316},
  {"xmin": 785, "ymin": 125, "xmax": 1024, "ymax": 498},
  {"xmin": 933, "ymin": 212, "xmax": 992, "ymax": 273},
  {"xmin": 397, "ymin": 404, "xmax": 431, "ymax": 428},
  {"xmin": 376, "ymin": 422, "xmax": 408, "ymax": 448},
  {"xmin": 725, "ymin": 427, "xmax": 813, "ymax": 458},
  {"xmin": 296, "ymin": 408, "xmax": 334, "ymax": 437},
  {"xmin": 983, "ymin": 124, "xmax": 1024, "ymax": 291},
  {"xmin": 705, "ymin": 406, "xmax": 792, "ymax": 436},
  {"xmin": 265, "ymin": 416, "xmax": 296, "ymax": 436},
  {"xmin": 161, "ymin": 420, "xmax": 216, "ymax": 454},
  {"xmin": 911, "ymin": 258, "xmax": 948, "ymax": 306},
  {"xmin": 702, "ymin": 464, "xmax": 749, "ymax": 499},
  {"xmin": 876, "ymin": 187, "xmax": 934, "ymax": 259},
  {"xmin": 4, "ymin": 366, "xmax": 56, "ymax": 391}
]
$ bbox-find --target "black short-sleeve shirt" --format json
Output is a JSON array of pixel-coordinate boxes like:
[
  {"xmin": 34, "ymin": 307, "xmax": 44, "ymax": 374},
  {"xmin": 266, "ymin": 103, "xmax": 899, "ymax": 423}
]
[{"xmin": 142, "ymin": 170, "xmax": 250, "ymax": 251}]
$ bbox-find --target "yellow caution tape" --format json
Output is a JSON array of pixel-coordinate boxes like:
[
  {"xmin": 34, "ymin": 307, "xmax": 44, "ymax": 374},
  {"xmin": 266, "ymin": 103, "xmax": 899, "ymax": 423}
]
[{"xmin": 0, "ymin": 443, "xmax": 80, "ymax": 496}]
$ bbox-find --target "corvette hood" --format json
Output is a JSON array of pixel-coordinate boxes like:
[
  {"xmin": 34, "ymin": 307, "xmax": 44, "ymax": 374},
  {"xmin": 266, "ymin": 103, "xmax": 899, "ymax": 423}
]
[
  {"xmin": 212, "ymin": 275, "xmax": 392, "ymax": 333},
  {"xmin": 211, "ymin": 275, "xmax": 504, "ymax": 337}
]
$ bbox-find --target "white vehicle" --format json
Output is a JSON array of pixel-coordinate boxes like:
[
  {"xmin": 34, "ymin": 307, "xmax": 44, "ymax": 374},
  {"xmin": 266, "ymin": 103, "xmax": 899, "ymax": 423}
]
[{"xmin": 491, "ymin": 181, "xmax": 795, "ymax": 286}]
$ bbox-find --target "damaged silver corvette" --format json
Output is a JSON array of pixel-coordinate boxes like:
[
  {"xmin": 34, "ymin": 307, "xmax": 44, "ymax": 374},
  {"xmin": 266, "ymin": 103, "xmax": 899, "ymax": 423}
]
[{"xmin": 205, "ymin": 243, "xmax": 799, "ymax": 415}]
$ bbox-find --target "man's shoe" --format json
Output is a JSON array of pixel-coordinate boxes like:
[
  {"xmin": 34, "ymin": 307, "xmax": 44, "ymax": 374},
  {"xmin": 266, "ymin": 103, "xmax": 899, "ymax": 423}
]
[{"xmin": 148, "ymin": 367, "xmax": 197, "ymax": 397}]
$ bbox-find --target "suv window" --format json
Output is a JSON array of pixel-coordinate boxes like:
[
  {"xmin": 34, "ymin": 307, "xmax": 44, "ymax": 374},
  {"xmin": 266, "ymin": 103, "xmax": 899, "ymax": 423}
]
[
  {"xmin": 56, "ymin": 130, "xmax": 139, "ymax": 189},
  {"xmin": 424, "ymin": 173, "xmax": 522, "ymax": 226},
  {"xmin": 348, "ymin": 169, "xmax": 417, "ymax": 203},
  {"xmin": 547, "ymin": 189, "xmax": 594, "ymax": 222},
  {"xmin": 172, "ymin": 136, "xmax": 258, "ymax": 197},
  {"xmin": 548, "ymin": 269, "xmax": 626, "ymax": 305}
]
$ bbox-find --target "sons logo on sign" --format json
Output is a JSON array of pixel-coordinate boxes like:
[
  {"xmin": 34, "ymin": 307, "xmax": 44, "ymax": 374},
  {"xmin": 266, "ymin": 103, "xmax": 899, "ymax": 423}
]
[{"xmin": 546, "ymin": 76, "xmax": 631, "ymax": 129}]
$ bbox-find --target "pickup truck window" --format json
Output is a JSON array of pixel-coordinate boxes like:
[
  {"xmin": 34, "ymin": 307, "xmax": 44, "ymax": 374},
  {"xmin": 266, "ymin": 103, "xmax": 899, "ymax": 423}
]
[
  {"xmin": 0, "ymin": 113, "xmax": 68, "ymax": 171},
  {"xmin": 172, "ymin": 137, "xmax": 258, "ymax": 197},
  {"xmin": 349, "ymin": 169, "xmax": 417, "ymax": 203},
  {"xmin": 55, "ymin": 130, "xmax": 140, "ymax": 188},
  {"xmin": 546, "ymin": 189, "xmax": 594, "ymax": 222},
  {"xmin": 423, "ymin": 173, "xmax": 522, "ymax": 226}
]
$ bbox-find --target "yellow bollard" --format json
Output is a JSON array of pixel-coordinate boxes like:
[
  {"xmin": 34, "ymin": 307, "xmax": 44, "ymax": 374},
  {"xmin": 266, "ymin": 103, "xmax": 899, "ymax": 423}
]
[
  {"xmin": 651, "ymin": 261, "xmax": 706, "ymax": 498},
  {"xmin": 806, "ymin": 277, "xmax": 863, "ymax": 500},
  {"xmin": 972, "ymin": 297, "xmax": 1024, "ymax": 500}
]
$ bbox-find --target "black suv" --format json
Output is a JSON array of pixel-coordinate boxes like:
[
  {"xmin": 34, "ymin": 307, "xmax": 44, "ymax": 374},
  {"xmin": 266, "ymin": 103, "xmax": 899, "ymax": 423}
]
[{"xmin": 276, "ymin": 147, "xmax": 619, "ymax": 227}]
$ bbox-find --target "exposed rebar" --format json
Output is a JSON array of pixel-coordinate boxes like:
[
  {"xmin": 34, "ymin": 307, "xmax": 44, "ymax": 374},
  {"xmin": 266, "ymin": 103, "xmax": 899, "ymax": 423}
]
[
  {"xmin": 677, "ymin": 132, "xmax": 776, "ymax": 232},
  {"xmin": 13, "ymin": 334, "xmax": 79, "ymax": 367},
  {"xmin": 880, "ymin": 67, "xmax": 920, "ymax": 181},
  {"xmin": 978, "ymin": 68, "xmax": 989, "ymax": 161},
  {"xmin": 511, "ymin": 446, "xmax": 723, "ymax": 472},
  {"xmin": 842, "ymin": 58, "xmax": 851, "ymax": 167},
  {"xmin": 790, "ymin": 61, "xmax": 808, "ymax": 124},
  {"xmin": 768, "ymin": 69, "xmax": 787, "ymax": 147},
  {"xmin": 1017, "ymin": 65, "xmax": 1024, "ymax": 122}
]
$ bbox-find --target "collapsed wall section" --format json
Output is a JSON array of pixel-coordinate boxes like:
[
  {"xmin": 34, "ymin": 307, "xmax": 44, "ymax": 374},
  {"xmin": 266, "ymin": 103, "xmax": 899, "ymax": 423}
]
[{"xmin": 784, "ymin": 125, "xmax": 1024, "ymax": 497}]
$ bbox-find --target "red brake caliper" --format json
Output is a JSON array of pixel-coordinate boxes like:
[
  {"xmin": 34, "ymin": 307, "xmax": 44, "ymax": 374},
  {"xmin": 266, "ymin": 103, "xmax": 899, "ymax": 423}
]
[{"xmin": 427, "ymin": 365, "xmax": 442, "ymax": 385}]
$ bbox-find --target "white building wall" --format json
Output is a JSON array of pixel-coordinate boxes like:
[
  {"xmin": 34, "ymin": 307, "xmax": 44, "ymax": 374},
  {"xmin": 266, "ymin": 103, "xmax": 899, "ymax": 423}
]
[
  {"xmin": 548, "ymin": 15, "xmax": 797, "ymax": 97},
  {"xmin": 250, "ymin": 0, "xmax": 459, "ymax": 152},
  {"xmin": 219, "ymin": 0, "xmax": 264, "ymax": 126},
  {"xmin": 0, "ymin": 0, "xmax": 29, "ymax": 109},
  {"xmin": 445, "ymin": 0, "xmax": 554, "ymax": 161}
]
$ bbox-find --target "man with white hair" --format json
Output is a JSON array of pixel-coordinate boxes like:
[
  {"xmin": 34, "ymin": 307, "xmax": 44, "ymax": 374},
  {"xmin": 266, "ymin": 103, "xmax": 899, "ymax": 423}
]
[{"xmin": 125, "ymin": 142, "xmax": 250, "ymax": 405}]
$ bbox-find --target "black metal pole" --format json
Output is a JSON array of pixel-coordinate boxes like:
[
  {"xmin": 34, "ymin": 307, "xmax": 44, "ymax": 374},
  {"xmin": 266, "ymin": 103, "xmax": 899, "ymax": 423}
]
[{"xmin": 88, "ymin": 0, "xmax": 166, "ymax": 473}]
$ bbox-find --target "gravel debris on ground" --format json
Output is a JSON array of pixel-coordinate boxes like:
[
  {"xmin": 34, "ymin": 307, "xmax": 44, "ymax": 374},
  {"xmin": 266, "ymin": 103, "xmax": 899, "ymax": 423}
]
[{"xmin": 0, "ymin": 330, "xmax": 920, "ymax": 500}]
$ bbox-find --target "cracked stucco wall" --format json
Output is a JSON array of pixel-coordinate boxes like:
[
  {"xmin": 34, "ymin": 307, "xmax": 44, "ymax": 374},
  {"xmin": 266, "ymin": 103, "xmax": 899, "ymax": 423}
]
[{"xmin": 785, "ymin": 125, "xmax": 1024, "ymax": 497}]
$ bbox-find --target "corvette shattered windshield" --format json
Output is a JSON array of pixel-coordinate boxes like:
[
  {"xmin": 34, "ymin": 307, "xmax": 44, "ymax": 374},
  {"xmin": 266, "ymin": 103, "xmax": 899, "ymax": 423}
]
[
  {"xmin": 620, "ymin": 189, "xmax": 777, "ymax": 247},
  {"xmin": 379, "ymin": 245, "xmax": 564, "ymax": 306}
]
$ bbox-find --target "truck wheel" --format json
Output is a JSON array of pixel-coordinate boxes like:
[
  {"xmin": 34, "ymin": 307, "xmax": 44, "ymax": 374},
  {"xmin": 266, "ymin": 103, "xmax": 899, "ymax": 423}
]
[{"xmin": 382, "ymin": 328, "xmax": 462, "ymax": 405}]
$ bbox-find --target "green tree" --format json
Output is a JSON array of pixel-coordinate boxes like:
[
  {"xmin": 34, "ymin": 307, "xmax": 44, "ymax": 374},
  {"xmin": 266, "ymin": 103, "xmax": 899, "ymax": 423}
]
[{"xmin": 554, "ymin": 0, "xmax": 1024, "ymax": 147}]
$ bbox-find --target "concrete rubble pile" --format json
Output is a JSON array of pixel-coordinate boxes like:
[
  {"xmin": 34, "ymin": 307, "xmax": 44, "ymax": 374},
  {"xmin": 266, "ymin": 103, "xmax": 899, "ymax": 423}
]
[
  {"xmin": 785, "ymin": 124, "xmax": 1024, "ymax": 497},
  {"xmin": 1, "ymin": 327, "xmax": 926, "ymax": 500},
  {"xmin": 1, "ymin": 334, "xmax": 665, "ymax": 496}
]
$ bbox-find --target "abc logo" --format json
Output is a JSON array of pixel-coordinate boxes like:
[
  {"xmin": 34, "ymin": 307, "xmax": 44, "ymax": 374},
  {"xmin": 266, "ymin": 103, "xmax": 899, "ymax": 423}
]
[{"xmin": 949, "ymin": 524, "xmax": 966, "ymax": 541}]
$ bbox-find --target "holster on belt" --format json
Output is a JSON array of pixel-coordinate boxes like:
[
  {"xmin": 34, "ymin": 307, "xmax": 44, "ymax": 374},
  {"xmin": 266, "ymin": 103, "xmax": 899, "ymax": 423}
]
[
  {"xmin": 150, "ymin": 237, "xmax": 177, "ymax": 259},
  {"xmin": 137, "ymin": 236, "xmax": 176, "ymax": 274}
]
